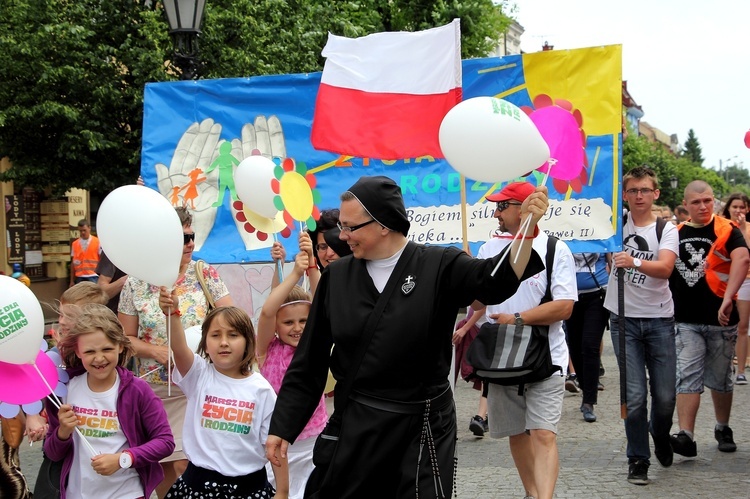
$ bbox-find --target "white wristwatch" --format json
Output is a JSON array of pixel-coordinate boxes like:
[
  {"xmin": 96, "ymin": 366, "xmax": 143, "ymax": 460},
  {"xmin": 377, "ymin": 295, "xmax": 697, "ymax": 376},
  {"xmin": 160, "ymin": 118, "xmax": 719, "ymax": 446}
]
[
  {"xmin": 633, "ymin": 258, "xmax": 642, "ymax": 269},
  {"xmin": 119, "ymin": 451, "xmax": 133, "ymax": 469}
]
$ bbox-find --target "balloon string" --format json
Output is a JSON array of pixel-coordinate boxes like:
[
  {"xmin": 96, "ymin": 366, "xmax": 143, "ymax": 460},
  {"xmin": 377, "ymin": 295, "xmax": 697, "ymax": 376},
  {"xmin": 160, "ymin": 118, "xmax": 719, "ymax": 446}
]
[
  {"xmin": 167, "ymin": 305, "xmax": 172, "ymax": 398},
  {"xmin": 139, "ymin": 366, "xmax": 163, "ymax": 379},
  {"xmin": 35, "ymin": 364, "xmax": 98, "ymax": 457},
  {"xmin": 490, "ymin": 164, "xmax": 553, "ymax": 276}
]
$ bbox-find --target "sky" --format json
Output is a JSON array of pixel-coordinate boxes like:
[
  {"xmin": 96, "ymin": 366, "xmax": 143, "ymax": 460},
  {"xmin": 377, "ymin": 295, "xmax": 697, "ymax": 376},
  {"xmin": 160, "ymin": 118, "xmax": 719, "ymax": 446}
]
[{"xmin": 510, "ymin": 0, "xmax": 750, "ymax": 175}]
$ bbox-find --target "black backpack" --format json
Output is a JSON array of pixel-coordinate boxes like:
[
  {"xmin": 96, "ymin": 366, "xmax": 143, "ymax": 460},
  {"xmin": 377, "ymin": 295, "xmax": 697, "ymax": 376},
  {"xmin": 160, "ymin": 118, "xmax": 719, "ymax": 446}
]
[{"xmin": 465, "ymin": 236, "xmax": 562, "ymax": 394}]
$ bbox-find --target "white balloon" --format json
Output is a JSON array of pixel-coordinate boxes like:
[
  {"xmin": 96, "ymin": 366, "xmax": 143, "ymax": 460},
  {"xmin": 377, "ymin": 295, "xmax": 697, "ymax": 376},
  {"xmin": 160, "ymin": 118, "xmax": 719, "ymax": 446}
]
[
  {"xmin": 97, "ymin": 185, "xmax": 183, "ymax": 288},
  {"xmin": 234, "ymin": 156, "xmax": 279, "ymax": 219},
  {"xmin": 439, "ymin": 97, "xmax": 550, "ymax": 183},
  {"xmin": 0, "ymin": 275, "xmax": 45, "ymax": 364},
  {"xmin": 184, "ymin": 325, "xmax": 202, "ymax": 353}
]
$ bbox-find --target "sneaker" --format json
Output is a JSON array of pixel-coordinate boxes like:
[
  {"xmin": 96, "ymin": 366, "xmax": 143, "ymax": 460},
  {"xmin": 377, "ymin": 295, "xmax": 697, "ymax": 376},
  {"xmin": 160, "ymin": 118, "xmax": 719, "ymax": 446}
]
[
  {"xmin": 627, "ymin": 460, "xmax": 649, "ymax": 485},
  {"xmin": 736, "ymin": 374, "xmax": 748, "ymax": 385},
  {"xmin": 715, "ymin": 426, "xmax": 737, "ymax": 452},
  {"xmin": 581, "ymin": 403, "xmax": 597, "ymax": 423},
  {"xmin": 469, "ymin": 415, "xmax": 485, "ymax": 437},
  {"xmin": 651, "ymin": 432, "xmax": 673, "ymax": 467},
  {"xmin": 598, "ymin": 381, "xmax": 605, "ymax": 391},
  {"xmin": 670, "ymin": 431, "xmax": 697, "ymax": 457},
  {"xmin": 565, "ymin": 374, "xmax": 580, "ymax": 393},
  {"xmin": 481, "ymin": 417, "xmax": 489, "ymax": 434}
]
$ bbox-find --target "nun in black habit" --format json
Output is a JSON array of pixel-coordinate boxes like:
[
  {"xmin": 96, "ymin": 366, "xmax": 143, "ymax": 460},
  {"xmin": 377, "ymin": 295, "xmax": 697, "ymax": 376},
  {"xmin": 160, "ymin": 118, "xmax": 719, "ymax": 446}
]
[{"xmin": 266, "ymin": 175, "xmax": 549, "ymax": 498}]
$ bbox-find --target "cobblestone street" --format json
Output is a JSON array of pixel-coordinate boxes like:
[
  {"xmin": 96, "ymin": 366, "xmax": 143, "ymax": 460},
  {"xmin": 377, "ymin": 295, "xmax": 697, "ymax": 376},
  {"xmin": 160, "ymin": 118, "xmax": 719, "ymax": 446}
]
[{"xmin": 17, "ymin": 336, "xmax": 750, "ymax": 498}]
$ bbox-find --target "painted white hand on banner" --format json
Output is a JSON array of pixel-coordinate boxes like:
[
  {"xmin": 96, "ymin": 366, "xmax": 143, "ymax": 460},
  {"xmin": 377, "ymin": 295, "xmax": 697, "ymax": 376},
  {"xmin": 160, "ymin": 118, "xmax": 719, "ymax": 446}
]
[
  {"xmin": 154, "ymin": 118, "xmax": 222, "ymax": 251},
  {"xmin": 229, "ymin": 115, "xmax": 288, "ymax": 250}
]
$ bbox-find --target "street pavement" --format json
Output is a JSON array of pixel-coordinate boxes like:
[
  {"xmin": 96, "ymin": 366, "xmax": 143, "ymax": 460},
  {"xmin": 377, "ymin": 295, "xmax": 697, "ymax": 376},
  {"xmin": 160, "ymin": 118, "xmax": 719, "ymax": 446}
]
[{"xmin": 17, "ymin": 335, "xmax": 750, "ymax": 498}]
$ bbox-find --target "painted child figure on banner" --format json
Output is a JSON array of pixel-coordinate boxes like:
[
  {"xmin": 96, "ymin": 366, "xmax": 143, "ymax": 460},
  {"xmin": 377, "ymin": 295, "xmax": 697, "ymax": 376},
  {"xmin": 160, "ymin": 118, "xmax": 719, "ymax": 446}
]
[{"xmin": 44, "ymin": 304, "xmax": 174, "ymax": 499}]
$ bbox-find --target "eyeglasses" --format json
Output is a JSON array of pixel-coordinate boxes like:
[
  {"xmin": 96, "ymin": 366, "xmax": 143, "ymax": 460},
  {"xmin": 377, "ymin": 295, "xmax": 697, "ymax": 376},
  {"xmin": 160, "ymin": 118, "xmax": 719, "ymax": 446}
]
[
  {"xmin": 495, "ymin": 201, "xmax": 522, "ymax": 212},
  {"xmin": 625, "ymin": 188, "xmax": 655, "ymax": 196},
  {"xmin": 337, "ymin": 219, "xmax": 376, "ymax": 233},
  {"xmin": 316, "ymin": 243, "xmax": 329, "ymax": 252},
  {"xmin": 183, "ymin": 233, "xmax": 196, "ymax": 245}
]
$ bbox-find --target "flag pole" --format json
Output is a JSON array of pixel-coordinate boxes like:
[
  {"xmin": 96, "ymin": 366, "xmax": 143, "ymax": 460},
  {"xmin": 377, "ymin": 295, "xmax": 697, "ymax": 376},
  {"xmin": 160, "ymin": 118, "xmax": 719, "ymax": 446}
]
[{"xmin": 460, "ymin": 174, "xmax": 469, "ymax": 253}]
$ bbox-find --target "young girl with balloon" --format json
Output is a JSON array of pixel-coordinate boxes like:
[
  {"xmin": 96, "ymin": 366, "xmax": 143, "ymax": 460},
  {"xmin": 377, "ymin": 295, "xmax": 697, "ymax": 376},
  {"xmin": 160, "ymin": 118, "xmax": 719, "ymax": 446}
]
[
  {"xmin": 157, "ymin": 291, "xmax": 288, "ymax": 498},
  {"xmin": 44, "ymin": 304, "xmax": 174, "ymax": 499},
  {"xmin": 257, "ymin": 234, "xmax": 326, "ymax": 498}
]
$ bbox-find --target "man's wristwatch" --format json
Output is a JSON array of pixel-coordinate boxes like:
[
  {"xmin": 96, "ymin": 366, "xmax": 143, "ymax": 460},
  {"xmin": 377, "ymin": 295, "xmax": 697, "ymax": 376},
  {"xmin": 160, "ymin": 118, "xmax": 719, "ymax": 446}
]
[
  {"xmin": 633, "ymin": 258, "xmax": 642, "ymax": 269},
  {"xmin": 119, "ymin": 450, "xmax": 134, "ymax": 469},
  {"xmin": 514, "ymin": 312, "xmax": 524, "ymax": 326}
]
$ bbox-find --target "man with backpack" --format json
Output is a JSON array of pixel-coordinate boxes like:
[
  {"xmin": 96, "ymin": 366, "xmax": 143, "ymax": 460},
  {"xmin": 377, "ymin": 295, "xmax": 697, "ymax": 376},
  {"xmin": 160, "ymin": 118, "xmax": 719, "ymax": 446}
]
[
  {"xmin": 604, "ymin": 166, "xmax": 679, "ymax": 485},
  {"xmin": 475, "ymin": 181, "xmax": 577, "ymax": 499},
  {"xmin": 669, "ymin": 180, "xmax": 749, "ymax": 458}
]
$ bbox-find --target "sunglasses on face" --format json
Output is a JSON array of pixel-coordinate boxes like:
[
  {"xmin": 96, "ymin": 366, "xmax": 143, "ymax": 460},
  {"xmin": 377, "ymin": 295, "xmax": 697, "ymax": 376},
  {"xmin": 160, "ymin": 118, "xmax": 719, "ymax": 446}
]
[
  {"xmin": 495, "ymin": 201, "xmax": 522, "ymax": 212},
  {"xmin": 183, "ymin": 233, "xmax": 196, "ymax": 245}
]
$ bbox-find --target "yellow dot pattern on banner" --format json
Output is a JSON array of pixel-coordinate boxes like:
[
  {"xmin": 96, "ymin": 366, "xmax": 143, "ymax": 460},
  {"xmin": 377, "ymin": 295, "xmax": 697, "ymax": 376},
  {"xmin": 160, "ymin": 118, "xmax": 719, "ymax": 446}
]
[{"xmin": 279, "ymin": 171, "xmax": 314, "ymax": 221}]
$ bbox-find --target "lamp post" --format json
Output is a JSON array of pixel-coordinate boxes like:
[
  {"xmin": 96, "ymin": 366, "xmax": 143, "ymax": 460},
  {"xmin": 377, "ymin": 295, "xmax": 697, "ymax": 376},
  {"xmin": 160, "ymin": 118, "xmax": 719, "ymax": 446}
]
[
  {"xmin": 670, "ymin": 176, "xmax": 678, "ymax": 210},
  {"xmin": 163, "ymin": 0, "xmax": 206, "ymax": 80}
]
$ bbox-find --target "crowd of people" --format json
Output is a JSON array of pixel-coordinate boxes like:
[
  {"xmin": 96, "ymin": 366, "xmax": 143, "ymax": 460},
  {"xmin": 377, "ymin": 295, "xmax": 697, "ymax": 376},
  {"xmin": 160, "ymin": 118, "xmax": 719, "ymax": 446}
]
[{"xmin": 5, "ymin": 168, "xmax": 750, "ymax": 498}]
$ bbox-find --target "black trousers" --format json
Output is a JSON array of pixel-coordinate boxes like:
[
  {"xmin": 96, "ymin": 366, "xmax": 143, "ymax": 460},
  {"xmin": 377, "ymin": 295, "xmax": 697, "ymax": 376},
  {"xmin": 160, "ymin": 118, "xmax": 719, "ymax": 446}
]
[
  {"xmin": 566, "ymin": 289, "xmax": 609, "ymax": 405},
  {"xmin": 306, "ymin": 388, "xmax": 456, "ymax": 499}
]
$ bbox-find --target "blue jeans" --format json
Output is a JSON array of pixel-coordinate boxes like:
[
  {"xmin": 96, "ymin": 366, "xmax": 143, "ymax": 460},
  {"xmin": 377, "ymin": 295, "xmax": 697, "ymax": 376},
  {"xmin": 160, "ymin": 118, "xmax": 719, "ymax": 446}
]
[{"xmin": 610, "ymin": 315, "xmax": 676, "ymax": 462}]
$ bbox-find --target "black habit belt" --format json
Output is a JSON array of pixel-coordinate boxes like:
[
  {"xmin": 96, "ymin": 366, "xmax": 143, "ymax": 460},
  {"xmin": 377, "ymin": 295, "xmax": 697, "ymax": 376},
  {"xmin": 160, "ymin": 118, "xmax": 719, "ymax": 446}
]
[{"xmin": 350, "ymin": 386, "xmax": 453, "ymax": 415}]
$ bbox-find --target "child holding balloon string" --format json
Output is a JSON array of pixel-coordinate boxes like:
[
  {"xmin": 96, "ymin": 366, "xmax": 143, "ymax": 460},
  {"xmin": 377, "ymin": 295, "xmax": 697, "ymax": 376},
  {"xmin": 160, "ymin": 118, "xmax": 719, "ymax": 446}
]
[
  {"xmin": 31, "ymin": 282, "xmax": 110, "ymax": 499},
  {"xmin": 257, "ymin": 239, "xmax": 326, "ymax": 499},
  {"xmin": 44, "ymin": 303, "xmax": 175, "ymax": 499},
  {"xmin": 157, "ymin": 290, "xmax": 288, "ymax": 498}
]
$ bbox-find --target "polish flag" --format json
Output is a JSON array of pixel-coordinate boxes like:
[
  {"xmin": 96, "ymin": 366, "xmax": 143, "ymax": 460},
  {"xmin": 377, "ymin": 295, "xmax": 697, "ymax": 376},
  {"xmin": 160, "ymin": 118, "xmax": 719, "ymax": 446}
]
[{"xmin": 311, "ymin": 19, "xmax": 462, "ymax": 160}]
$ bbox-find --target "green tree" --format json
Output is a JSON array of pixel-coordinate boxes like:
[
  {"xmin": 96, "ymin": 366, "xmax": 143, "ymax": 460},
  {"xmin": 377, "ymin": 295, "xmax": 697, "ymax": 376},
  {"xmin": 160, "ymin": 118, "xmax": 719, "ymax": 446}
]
[
  {"xmin": 623, "ymin": 130, "xmax": 727, "ymax": 208},
  {"xmin": 0, "ymin": 0, "xmax": 511, "ymax": 196},
  {"xmin": 681, "ymin": 128, "xmax": 704, "ymax": 166},
  {"xmin": 0, "ymin": 0, "xmax": 171, "ymax": 197}
]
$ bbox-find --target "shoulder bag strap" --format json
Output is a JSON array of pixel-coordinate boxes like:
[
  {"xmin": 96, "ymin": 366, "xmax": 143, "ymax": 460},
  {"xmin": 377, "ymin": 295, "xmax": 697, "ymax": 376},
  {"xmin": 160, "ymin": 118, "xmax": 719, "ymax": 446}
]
[
  {"xmin": 333, "ymin": 242, "xmax": 419, "ymax": 409},
  {"xmin": 195, "ymin": 260, "xmax": 216, "ymax": 310},
  {"xmin": 541, "ymin": 236, "xmax": 558, "ymax": 304}
]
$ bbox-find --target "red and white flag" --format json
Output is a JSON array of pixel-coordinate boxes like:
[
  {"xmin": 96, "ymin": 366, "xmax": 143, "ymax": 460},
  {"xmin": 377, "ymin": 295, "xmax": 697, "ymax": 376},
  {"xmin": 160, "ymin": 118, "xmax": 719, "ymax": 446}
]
[{"xmin": 311, "ymin": 19, "xmax": 462, "ymax": 160}]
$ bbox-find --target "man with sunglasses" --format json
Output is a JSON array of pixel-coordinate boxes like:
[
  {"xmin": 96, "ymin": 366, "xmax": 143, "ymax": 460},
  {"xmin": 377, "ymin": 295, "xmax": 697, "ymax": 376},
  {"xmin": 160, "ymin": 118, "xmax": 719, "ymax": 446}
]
[
  {"xmin": 478, "ymin": 181, "xmax": 577, "ymax": 499},
  {"xmin": 267, "ymin": 175, "xmax": 550, "ymax": 498}
]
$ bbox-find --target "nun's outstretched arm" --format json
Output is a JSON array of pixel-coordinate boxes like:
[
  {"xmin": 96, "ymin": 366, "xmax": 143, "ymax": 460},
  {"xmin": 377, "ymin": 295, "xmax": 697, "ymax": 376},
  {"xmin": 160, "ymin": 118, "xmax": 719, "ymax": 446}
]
[{"xmin": 508, "ymin": 186, "xmax": 549, "ymax": 279}]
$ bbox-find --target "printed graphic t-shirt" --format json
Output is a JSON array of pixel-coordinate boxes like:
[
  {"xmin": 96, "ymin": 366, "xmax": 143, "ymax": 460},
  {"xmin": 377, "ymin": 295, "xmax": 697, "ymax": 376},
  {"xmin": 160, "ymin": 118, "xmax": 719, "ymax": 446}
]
[
  {"xmin": 669, "ymin": 220, "xmax": 748, "ymax": 326},
  {"xmin": 173, "ymin": 354, "xmax": 277, "ymax": 476},
  {"xmin": 66, "ymin": 375, "xmax": 143, "ymax": 499},
  {"xmin": 604, "ymin": 219, "xmax": 678, "ymax": 318}
]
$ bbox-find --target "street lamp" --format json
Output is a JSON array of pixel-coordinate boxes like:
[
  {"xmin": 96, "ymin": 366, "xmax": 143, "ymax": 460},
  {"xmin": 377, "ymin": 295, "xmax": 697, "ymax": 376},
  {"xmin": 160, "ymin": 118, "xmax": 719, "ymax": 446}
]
[
  {"xmin": 670, "ymin": 176, "xmax": 678, "ymax": 209},
  {"xmin": 163, "ymin": 0, "xmax": 206, "ymax": 80}
]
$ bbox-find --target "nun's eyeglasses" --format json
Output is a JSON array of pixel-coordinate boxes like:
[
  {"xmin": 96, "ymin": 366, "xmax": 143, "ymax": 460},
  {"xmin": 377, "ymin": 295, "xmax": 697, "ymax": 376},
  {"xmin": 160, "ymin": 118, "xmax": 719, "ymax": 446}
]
[{"xmin": 337, "ymin": 219, "xmax": 376, "ymax": 233}]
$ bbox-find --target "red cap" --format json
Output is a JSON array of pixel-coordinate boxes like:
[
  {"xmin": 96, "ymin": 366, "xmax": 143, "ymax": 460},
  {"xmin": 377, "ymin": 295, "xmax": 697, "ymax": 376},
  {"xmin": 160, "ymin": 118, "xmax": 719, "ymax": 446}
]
[{"xmin": 486, "ymin": 182, "xmax": 536, "ymax": 202}]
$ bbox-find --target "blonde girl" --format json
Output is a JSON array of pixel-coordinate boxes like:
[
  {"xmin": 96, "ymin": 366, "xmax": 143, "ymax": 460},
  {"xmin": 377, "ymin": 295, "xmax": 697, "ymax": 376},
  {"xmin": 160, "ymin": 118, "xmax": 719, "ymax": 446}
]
[
  {"xmin": 44, "ymin": 304, "xmax": 174, "ymax": 499},
  {"xmin": 256, "ymin": 235, "xmax": 327, "ymax": 499},
  {"xmin": 158, "ymin": 291, "xmax": 288, "ymax": 499}
]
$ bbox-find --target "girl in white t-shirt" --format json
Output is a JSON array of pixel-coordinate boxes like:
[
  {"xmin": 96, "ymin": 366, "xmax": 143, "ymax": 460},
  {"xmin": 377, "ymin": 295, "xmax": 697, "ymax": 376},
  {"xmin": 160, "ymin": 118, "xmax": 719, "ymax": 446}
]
[
  {"xmin": 158, "ymin": 290, "xmax": 289, "ymax": 499},
  {"xmin": 257, "ymin": 244, "xmax": 327, "ymax": 499},
  {"xmin": 44, "ymin": 304, "xmax": 175, "ymax": 499}
]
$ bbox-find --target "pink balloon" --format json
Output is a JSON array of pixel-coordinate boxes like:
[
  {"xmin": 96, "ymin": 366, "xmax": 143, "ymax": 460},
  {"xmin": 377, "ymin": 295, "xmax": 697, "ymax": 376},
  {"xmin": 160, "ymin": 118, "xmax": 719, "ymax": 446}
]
[
  {"xmin": 0, "ymin": 351, "xmax": 59, "ymax": 405},
  {"xmin": 745, "ymin": 130, "xmax": 750, "ymax": 149}
]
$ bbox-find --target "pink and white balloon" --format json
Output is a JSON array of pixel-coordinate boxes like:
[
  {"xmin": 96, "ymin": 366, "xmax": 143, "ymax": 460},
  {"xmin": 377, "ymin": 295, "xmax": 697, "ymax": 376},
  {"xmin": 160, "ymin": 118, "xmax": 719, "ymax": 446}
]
[{"xmin": 439, "ymin": 96, "xmax": 550, "ymax": 183}]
